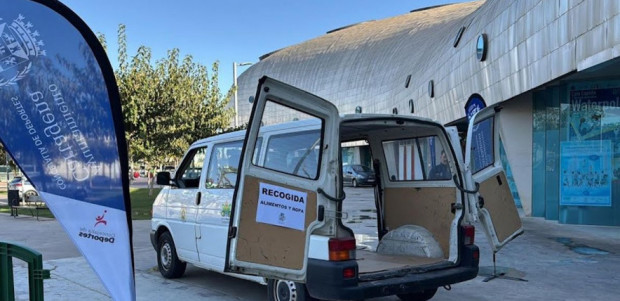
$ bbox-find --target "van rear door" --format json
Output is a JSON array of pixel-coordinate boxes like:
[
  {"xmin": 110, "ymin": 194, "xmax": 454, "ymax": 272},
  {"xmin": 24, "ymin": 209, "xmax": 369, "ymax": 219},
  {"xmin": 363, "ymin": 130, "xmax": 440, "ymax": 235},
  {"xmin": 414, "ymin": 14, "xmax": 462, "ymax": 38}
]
[
  {"xmin": 225, "ymin": 76, "xmax": 340, "ymax": 282},
  {"xmin": 465, "ymin": 107, "xmax": 523, "ymax": 252}
]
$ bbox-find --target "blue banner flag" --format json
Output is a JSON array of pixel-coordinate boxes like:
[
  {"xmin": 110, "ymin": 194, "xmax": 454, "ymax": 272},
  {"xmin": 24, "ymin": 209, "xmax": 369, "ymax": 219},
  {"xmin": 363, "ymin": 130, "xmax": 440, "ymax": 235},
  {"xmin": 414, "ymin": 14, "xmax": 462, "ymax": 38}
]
[{"xmin": 0, "ymin": 0, "xmax": 135, "ymax": 299}]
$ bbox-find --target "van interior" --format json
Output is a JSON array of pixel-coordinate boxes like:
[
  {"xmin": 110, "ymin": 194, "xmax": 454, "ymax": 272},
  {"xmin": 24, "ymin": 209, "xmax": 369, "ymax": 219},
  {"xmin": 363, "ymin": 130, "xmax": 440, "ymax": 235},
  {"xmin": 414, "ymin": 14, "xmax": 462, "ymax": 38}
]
[
  {"xmin": 338, "ymin": 117, "xmax": 463, "ymax": 276},
  {"xmin": 233, "ymin": 99, "xmax": 465, "ymax": 278}
]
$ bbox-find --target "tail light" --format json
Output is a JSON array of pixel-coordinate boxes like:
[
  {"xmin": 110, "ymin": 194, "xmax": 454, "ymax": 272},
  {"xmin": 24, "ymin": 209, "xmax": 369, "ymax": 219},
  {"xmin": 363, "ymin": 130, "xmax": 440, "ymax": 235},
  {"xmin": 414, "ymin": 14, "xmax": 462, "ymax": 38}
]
[
  {"xmin": 328, "ymin": 237, "xmax": 356, "ymax": 261},
  {"xmin": 15, "ymin": 183, "xmax": 22, "ymax": 188},
  {"xmin": 462, "ymin": 225, "xmax": 475, "ymax": 245}
]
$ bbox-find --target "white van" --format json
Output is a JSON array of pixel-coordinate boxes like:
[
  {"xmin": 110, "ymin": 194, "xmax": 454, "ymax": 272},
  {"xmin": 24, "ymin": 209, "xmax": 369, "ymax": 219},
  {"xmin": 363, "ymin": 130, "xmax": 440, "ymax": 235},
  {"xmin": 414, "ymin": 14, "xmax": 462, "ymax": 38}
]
[{"xmin": 150, "ymin": 76, "xmax": 522, "ymax": 301}]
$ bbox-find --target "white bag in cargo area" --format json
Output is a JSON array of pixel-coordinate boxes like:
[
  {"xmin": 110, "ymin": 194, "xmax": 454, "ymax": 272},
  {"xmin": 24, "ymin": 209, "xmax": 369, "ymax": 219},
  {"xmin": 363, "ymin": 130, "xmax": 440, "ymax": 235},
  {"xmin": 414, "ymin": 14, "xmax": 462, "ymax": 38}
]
[{"xmin": 376, "ymin": 225, "xmax": 444, "ymax": 258}]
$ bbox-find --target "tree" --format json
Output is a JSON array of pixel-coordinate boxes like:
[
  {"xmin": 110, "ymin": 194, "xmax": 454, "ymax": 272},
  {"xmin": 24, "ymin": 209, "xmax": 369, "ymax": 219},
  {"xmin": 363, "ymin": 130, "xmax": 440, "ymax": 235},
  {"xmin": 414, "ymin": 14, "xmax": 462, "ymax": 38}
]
[{"xmin": 100, "ymin": 25, "xmax": 234, "ymax": 167}]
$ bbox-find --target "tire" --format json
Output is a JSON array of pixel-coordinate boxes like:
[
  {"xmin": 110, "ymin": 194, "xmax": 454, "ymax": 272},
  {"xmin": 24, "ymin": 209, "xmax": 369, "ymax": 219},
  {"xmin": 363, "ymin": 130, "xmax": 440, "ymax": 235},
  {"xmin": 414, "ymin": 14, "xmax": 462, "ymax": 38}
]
[
  {"xmin": 24, "ymin": 190, "xmax": 38, "ymax": 197},
  {"xmin": 157, "ymin": 232, "xmax": 186, "ymax": 278},
  {"xmin": 267, "ymin": 279, "xmax": 317, "ymax": 301},
  {"xmin": 352, "ymin": 179, "xmax": 358, "ymax": 188},
  {"xmin": 23, "ymin": 190, "xmax": 38, "ymax": 201},
  {"xmin": 397, "ymin": 288, "xmax": 438, "ymax": 301}
]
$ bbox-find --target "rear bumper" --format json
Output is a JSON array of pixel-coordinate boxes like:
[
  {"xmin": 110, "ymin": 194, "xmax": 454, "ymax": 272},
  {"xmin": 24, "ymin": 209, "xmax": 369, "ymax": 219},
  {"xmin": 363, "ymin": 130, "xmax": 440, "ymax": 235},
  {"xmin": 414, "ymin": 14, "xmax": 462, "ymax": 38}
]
[
  {"xmin": 358, "ymin": 179, "xmax": 377, "ymax": 186},
  {"xmin": 306, "ymin": 244, "xmax": 479, "ymax": 300}
]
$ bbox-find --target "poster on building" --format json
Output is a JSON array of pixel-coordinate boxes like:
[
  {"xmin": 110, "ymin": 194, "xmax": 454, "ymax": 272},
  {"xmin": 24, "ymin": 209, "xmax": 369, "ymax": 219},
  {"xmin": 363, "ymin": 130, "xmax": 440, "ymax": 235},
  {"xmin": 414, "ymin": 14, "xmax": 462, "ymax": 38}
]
[
  {"xmin": 568, "ymin": 88, "xmax": 620, "ymax": 142},
  {"xmin": 560, "ymin": 140, "xmax": 612, "ymax": 206},
  {"xmin": 256, "ymin": 182, "xmax": 307, "ymax": 231}
]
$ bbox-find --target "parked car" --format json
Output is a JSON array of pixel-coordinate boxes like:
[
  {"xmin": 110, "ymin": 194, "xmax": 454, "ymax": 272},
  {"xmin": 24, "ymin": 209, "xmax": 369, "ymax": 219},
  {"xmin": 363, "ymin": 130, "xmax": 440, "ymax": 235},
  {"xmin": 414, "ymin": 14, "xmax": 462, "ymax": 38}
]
[
  {"xmin": 343, "ymin": 164, "xmax": 376, "ymax": 187},
  {"xmin": 8, "ymin": 176, "xmax": 38, "ymax": 201}
]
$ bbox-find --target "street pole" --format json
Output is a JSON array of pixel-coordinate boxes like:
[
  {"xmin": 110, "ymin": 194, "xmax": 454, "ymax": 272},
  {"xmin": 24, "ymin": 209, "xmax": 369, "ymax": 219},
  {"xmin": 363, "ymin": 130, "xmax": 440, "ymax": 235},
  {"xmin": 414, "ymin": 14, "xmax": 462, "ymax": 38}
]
[
  {"xmin": 233, "ymin": 62, "xmax": 238, "ymax": 127},
  {"xmin": 233, "ymin": 62, "xmax": 253, "ymax": 128},
  {"xmin": 5, "ymin": 151, "xmax": 8, "ymax": 194}
]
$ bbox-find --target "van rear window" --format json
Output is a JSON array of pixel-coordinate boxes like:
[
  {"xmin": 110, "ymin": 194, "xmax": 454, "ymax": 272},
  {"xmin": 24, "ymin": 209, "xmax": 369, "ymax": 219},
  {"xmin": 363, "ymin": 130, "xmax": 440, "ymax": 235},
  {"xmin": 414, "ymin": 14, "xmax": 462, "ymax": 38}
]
[
  {"xmin": 262, "ymin": 130, "xmax": 321, "ymax": 179},
  {"xmin": 253, "ymin": 100, "xmax": 323, "ymax": 180},
  {"xmin": 382, "ymin": 136, "xmax": 452, "ymax": 181}
]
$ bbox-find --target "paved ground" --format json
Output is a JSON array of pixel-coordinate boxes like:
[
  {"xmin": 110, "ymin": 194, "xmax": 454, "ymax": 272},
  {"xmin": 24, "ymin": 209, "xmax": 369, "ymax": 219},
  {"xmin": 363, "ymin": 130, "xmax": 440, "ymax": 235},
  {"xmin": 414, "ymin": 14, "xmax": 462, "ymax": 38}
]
[{"xmin": 1, "ymin": 187, "xmax": 620, "ymax": 300}]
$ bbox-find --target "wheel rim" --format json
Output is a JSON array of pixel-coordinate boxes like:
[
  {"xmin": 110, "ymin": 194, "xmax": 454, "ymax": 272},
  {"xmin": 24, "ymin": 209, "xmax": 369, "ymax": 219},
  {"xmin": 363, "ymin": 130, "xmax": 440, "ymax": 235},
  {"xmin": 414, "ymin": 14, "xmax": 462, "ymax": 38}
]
[
  {"xmin": 160, "ymin": 242, "xmax": 172, "ymax": 271},
  {"xmin": 274, "ymin": 280, "xmax": 297, "ymax": 301},
  {"xmin": 352, "ymin": 179, "xmax": 357, "ymax": 187}
]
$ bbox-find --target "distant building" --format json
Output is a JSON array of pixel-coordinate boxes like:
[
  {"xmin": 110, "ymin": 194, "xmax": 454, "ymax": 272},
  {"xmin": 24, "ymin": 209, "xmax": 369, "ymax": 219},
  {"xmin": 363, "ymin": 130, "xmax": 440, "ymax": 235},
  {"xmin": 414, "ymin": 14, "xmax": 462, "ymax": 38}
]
[{"xmin": 236, "ymin": 0, "xmax": 620, "ymax": 226}]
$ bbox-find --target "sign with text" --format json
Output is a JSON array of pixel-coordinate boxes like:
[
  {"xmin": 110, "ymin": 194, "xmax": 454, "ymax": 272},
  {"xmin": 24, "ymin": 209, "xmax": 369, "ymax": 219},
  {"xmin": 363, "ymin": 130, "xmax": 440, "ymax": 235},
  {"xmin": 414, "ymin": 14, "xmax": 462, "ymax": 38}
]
[
  {"xmin": 0, "ymin": 0, "xmax": 134, "ymax": 300},
  {"xmin": 560, "ymin": 140, "xmax": 612, "ymax": 206},
  {"xmin": 465, "ymin": 94, "xmax": 487, "ymax": 121},
  {"xmin": 256, "ymin": 182, "xmax": 307, "ymax": 231}
]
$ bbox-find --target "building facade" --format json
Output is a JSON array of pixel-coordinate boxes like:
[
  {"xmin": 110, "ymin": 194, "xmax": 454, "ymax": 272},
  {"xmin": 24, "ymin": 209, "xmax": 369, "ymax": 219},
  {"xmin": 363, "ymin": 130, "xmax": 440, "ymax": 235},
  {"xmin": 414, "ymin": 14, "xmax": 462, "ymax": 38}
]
[{"xmin": 235, "ymin": 0, "xmax": 620, "ymax": 226}]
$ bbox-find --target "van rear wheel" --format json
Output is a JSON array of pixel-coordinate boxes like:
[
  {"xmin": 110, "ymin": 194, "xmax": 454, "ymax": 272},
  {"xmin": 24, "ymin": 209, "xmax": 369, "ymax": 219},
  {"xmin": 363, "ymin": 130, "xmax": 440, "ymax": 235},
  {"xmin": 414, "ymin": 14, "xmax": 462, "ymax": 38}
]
[
  {"xmin": 397, "ymin": 288, "xmax": 438, "ymax": 301},
  {"xmin": 267, "ymin": 279, "xmax": 318, "ymax": 301},
  {"xmin": 157, "ymin": 232, "xmax": 186, "ymax": 278}
]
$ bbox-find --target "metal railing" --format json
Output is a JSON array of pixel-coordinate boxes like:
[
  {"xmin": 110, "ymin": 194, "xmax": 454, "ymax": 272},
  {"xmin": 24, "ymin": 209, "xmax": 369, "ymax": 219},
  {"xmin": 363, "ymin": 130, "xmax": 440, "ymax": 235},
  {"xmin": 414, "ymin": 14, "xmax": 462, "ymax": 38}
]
[{"xmin": 0, "ymin": 241, "xmax": 50, "ymax": 301}]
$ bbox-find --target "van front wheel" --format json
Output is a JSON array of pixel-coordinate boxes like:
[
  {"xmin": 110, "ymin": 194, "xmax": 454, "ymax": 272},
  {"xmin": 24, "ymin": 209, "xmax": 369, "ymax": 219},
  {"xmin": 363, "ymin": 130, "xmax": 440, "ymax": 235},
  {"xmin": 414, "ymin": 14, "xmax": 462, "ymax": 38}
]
[
  {"xmin": 267, "ymin": 279, "xmax": 318, "ymax": 301},
  {"xmin": 397, "ymin": 288, "xmax": 438, "ymax": 301},
  {"xmin": 157, "ymin": 232, "xmax": 186, "ymax": 278}
]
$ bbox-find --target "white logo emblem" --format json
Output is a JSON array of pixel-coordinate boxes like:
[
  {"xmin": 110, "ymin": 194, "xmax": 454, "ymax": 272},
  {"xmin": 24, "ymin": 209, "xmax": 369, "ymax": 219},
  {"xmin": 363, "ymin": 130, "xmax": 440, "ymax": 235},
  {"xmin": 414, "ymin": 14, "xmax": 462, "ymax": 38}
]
[{"xmin": 0, "ymin": 14, "xmax": 46, "ymax": 87}]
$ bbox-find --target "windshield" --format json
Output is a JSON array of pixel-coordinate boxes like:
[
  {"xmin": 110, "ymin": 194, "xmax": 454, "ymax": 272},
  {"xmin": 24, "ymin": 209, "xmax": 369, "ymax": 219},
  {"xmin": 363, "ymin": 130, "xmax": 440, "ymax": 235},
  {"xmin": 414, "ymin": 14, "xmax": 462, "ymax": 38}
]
[{"xmin": 353, "ymin": 165, "xmax": 372, "ymax": 172}]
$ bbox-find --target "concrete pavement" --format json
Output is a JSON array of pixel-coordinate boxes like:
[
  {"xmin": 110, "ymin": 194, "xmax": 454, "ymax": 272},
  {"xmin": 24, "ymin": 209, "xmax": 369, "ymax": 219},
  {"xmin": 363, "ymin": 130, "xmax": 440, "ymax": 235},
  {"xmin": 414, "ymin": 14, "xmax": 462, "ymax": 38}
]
[{"xmin": 1, "ymin": 188, "xmax": 620, "ymax": 300}]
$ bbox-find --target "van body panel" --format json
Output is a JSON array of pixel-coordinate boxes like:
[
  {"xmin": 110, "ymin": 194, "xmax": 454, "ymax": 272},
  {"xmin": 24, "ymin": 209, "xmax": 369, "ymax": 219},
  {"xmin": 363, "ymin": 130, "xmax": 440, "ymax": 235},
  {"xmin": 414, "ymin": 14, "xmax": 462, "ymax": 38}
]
[
  {"xmin": 195, "ymin": 188, "xmax": 233, "ymax": 270},
  {"xmin": 165, "ymin": 187, "xmax": 200, "ymax": 262},
  {"xmin": 234, "ymin": 175, "xmax": 318, "ymax": 270},
  {"xmin": 382, "ymin": 186, "xmax": 459, "ymax": 259},
  {"xmin": 465, "ymin": 107, "xmax": 523, "ymax": 251}
]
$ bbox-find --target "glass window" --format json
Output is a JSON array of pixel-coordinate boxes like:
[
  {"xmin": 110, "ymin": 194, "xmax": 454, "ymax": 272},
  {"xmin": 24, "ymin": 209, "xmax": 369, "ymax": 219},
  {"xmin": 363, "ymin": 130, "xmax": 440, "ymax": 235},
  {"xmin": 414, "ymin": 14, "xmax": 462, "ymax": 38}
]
[
  {"xmin": 251, "ymin": 100, "xmax": 323, "ymax": 179},
  {"xmin": 470, "ymin": 117, "xmax": 494, "ymax": 173},
  {"xmin": 382, "ymin": 136, "xmax": 451, "ymax": 181},
  {"xmin": 261, "ymin": 130, "xmax": 321, "ymax": 179},
  {"xmin": 176, "ymin": 147, "xmax": 207, "ymax": 188},
  {"xmin": 206, "ymin": 140, "xmax": 243, "ymax": 189},
  {"xmin": 204, "ymin": 138, "xmax": 262, "ymax": 189},
  {"xmin": 352, "ymin": 165, "xmax": 372, "ymax": 173}
]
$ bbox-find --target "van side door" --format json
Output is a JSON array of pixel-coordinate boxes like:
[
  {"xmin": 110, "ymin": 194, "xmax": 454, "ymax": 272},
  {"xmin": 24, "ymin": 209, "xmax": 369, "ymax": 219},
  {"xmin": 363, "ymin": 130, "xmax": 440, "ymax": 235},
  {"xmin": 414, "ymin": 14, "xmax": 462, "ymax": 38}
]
[
  {"xmin": 465, "ymin": 107, "xmax": 523, "ymax": 252},
  {"xmin": 166, "ymin": 146, "xmax": 207, "ymax": 262},
  {"xmin": 195, "ymin": 139, "xmax": 244, "ymax": 270},
  {"xmin": 225, "ymin": 76, "xmax": 340, "ymax": 282}
]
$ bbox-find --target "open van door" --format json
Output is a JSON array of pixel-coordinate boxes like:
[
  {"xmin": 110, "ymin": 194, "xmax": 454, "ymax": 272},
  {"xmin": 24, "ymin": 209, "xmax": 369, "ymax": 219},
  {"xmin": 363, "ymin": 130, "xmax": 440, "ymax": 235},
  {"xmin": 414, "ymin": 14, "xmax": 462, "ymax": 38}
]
[
  {"xmin": 465, "ymin": 107, "xmax": 523, "ymax": 252},
  {"xmin": 225, "ymin": 76, "xmax": 340, "ymax": 282}
]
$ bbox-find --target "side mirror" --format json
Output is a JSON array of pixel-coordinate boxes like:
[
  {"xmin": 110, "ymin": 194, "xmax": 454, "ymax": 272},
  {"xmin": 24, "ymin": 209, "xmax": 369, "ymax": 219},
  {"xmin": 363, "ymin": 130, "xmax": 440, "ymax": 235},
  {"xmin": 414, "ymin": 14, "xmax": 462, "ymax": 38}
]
[
  {"xmin": 347, "ymin": 171, "xmax": 353, "ymax": 174},
  {"xmin": 156, "ymin": 172, "xmax": 172, "ymax": 186}
]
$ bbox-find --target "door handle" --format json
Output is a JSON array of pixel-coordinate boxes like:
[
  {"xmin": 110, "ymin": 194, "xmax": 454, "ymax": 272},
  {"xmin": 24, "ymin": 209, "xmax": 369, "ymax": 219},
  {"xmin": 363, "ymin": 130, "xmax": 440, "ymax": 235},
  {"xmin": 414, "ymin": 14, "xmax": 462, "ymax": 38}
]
[{"xmin": 195, "ymin": 192, "xmax": 201, "ymax": 205}]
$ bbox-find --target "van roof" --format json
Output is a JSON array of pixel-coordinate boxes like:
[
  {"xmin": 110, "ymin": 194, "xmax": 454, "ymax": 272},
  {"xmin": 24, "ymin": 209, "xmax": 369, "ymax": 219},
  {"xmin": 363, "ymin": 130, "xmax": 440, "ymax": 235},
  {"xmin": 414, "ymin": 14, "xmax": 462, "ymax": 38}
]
[
  {"xmin": 189, "ymin": 113, "xmax": 439, "ymax": 148},
  {"xmin": 190, "ymin": 118, "xmax": 320, "ymax": 147}
]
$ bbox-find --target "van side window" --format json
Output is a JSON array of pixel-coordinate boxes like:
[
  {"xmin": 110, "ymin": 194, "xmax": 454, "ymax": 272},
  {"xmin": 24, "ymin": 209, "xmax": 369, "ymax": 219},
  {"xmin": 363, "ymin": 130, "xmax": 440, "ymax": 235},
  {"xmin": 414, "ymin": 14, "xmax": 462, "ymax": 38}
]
[
  {"xmin": 206, "ymin": 140, "xmax": 243, "ymax": 189},
  {"xmin": 253, "ymin": 100, "xmax": 323, "ymax": 180},
  {"xmin": 382, "ymin": 136, "xmax": 452, "ymax": 181},
  {"xmin": 205, "ymin": 139, "xmax": 263, "ymax": 189},
  {"xmin": 177, "ymin": 147, "xmax": 207, "ymax": 188}
]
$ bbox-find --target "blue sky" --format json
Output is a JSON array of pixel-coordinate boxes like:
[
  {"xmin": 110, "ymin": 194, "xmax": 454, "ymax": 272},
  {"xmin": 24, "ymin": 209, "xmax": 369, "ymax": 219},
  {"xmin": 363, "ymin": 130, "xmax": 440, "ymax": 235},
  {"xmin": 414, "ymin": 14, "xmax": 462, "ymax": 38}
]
[{"xmin": 59, "ymin": 0, "xmax": 456, "ymax": 94}]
